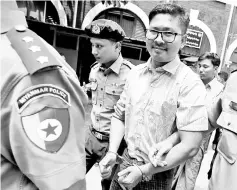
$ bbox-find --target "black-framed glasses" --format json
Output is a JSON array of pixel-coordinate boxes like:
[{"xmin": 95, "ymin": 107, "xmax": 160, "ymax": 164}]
[{"xmin": 146, "ymin": 29, "xmax": 183, "ymax": 43}]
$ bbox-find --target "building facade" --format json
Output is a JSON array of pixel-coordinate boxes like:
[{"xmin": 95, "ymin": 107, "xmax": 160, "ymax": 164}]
[{"xmin": 16, "ymin": 0, "xmax": 237, "ymax": 83}]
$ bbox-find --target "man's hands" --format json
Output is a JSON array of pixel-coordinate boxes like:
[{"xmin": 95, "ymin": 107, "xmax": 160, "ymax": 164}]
[
  {"xmin": 117, "ymin": 165, "xmax": 142, "ymax": 189},
  {"xmin": 148, "ymin": 140, "xmax": 174, "ymax": 167},
  {"xmin": 99, "ymin": 152, "xmax": 117, "ymax": 179}
]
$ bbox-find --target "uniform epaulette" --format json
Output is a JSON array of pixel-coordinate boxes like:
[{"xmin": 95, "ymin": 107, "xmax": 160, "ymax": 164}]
[
  {"xmin": 90, "ymin": 61, "xmax": 99, "ymax": 69},
  {"xmin": 7, "ymin": 26, "xmax": 61, "ymax": 75},
  {"xmin": 122, "ymin": 59, "xmax": 134, "ymax": 69}
]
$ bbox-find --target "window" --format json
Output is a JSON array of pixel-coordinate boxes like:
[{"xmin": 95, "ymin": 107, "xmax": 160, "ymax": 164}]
[{"xmin": 94, "ymin": 8, "xmax": 145, "ymax": 39}]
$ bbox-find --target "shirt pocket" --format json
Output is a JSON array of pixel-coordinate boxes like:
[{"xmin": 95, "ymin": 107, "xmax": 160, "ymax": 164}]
[
  {"xmin": 90, "ymin": 81, "xmax": 98, "ymax": 105},
  {"xmin": 217, "ymin": 129, "xmax": 237, "ymax": 164},
  {"xmin": 104, "ymin": 84, "xmax": 124, "ymax": 109}
]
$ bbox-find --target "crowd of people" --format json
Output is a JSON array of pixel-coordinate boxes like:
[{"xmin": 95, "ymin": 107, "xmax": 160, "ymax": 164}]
[{"xmin": 1, "ymin": 1, "xmax": 236, "ymax": 190}]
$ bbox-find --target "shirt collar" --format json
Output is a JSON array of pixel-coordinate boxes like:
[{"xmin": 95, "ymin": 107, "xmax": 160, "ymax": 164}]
[
  {"xmin": 145, "ymin": 55, "xmax": 181, "ymax": 75},
  {"xmin": 206, "ymin": 77, "xmax": 218, "ymax": 90},
  {"xmin": 105, "ymin": 54, "xmax": 123, "ymax": 75}
]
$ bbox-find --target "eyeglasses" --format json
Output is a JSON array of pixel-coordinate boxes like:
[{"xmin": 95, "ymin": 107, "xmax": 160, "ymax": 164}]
[{"xmin": 146, "ymin": 29, "xmax": 183, "ymax": 43}]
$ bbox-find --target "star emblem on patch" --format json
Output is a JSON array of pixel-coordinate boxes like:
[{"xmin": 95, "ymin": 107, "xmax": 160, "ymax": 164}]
[
  {"xmin": 37, "ymin": 119, "xmax": 62, "ymax": 141},
  {"xmin": 36, "ymin": 56, "xmax": 48, "ymax": 64},
  {"xmin": 29, "ymin": 46, "xmax": 41, "ymax": 52},
  {"xmin": 22, "ymin": 36, "xmax": 34, "ymax": 43},
  {"xmin": 91, "ymin": 24, "xmax": 101, "ymax": 34}
]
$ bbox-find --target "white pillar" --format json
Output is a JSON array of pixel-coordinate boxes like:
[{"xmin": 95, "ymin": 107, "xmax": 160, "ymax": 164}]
[
  {"xmin": 73, "ymin": 0, "xmax": 78, "ymax": 28},
  {"xmin": 219, "ymin": 4, "xmax": 235, "ymax": 72}
]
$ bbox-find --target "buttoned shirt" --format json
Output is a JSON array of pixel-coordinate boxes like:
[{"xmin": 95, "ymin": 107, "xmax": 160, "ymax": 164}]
[
  {"xmin": 89, "ymin": 54, "xmax": 133, "ymax": 134},
  {"xmin": 114, "ymin": 56, "xmax": 208, "ymax": 163}
]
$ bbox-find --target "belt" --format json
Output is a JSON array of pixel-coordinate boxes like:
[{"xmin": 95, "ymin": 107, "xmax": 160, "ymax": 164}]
[{"xmin": 90, "ymin": 128, "xmax": 109, "ymax": 141}]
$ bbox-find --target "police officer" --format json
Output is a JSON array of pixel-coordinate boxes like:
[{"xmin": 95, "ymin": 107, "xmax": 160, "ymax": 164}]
[
  {"xmin": 84, "ymin": 19, "xmax": 134, "ymax": 189},
  {"xmin": 1, "ymin": 1, "xmax": 88, "ymax": 190},
  {"xmin": 208, "ymin": 68, "xmax": 237, "ymax": 190}
]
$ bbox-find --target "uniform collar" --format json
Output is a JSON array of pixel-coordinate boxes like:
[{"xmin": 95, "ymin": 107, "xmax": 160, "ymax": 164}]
[
  {"xmin": 101, "ymin": 54, "xmax": 123, "ymax": 75},
  {"xmin": 205, "ymin": 77, "xmax": 219, "ymax": 90},
  {"xmin": 145, "ymin": 55, "xmax": 181, "ymax": 75},
  {"xmin": 1, "ymin": 10, "xmax": 28, "ymax": 34}
]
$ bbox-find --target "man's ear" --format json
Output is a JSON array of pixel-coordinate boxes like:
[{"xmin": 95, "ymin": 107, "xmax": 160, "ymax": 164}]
[
  {"xmin": 115, "ymin": 42, "xmax": 121, "ymax": 52},
  {"xmin": 181, "ymin": 34, "xmax": 187, "ymax": 49}
]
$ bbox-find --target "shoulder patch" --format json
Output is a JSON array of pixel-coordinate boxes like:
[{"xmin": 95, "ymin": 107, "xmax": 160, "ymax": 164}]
[
  {"xmin": 22, "ymin": 107, "xmax": 70, "ymax": 153},
  {"xmin": 7, "ymin": 28, "xmax": 61, "ymax": 75},
  {"xmin": 123, "ymin": 59, "xmax": 134, "ymax": 69},
  {"xmin": 17, "ymin": 84, "xmax": 70, "ymax": 113}
]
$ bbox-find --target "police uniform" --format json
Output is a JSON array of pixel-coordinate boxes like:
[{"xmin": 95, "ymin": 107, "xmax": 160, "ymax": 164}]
[
  {"xmin": 84, "ymin": 19, "xmax": 133, "ymax": 180},
  {"xmin": 209, "ymin": 71, "xmax": 237, "ymax": 190},
  {"xmin": 1, "ymin": 2, "xmax": 88, "ymax": 190}
]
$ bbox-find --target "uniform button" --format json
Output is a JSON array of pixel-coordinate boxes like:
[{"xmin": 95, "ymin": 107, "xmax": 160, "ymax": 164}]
[
  {"xmin": 104, "ymin": 74, "xmax": 106, "ymax": 77},
  {"xmin": 112, "ymin": 90, "xmax": 115, "ymax": 93},
  {"xmin": 100, "ymin": 104, "xmax": 102, "ymax": 107},
  {"xmin": 228, "ymin": 122, "xmax": 231, "ymax": 126},
  {"xmin": 15, "ymin": 25, "xmax": 26, "ymax": 32},
  {"xmin": 101, "ymin": 88, "xmax": 103, "ymax": 90}
]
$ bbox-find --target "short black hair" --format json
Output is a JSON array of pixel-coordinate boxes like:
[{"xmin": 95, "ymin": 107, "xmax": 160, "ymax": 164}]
[
  {"xmin": 149, "ymin": 3, "xmax": 190, "ymax": 34},
  {"xmin": 198, "ymin": 52, "xmax": 220, "ymax": 67}
]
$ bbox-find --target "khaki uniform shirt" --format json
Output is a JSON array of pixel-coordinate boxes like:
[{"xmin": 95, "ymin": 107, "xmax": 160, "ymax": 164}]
[
  {"xmin": 1, "ymin": 9, "xmax": 88, "ymax": 190},
  {"xmin": 89, "ymin": 54, "xmax": 133, "ymax": 134}
]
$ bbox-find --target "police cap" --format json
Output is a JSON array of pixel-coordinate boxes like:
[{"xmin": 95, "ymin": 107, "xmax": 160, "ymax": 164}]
[{"xmin": 85, "ymin": 19, "xmax": 126, "ymax": 42}]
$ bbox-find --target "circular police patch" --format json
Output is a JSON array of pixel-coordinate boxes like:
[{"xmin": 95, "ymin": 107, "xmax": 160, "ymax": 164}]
[{"xmin": 22, "ymin": 107, "xmax": 69, "ymax": 153}]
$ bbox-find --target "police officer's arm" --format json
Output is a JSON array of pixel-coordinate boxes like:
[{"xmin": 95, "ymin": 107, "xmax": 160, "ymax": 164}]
[
  {"xmin": 99, "ymin": 78, "xmax": 128, "ymax": 177},
  {"xmin": 138, "ymin": 78, "xmax": 208, "ymax": 176},
  {"xmin": 2, "ymin": 29, "xmax": 88, "ymax": 190}
]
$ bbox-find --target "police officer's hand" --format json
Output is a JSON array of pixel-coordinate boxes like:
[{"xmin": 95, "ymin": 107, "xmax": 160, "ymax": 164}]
[
  {"xmin": 148, "ymin": 141, "xmax": 171, "ymax": 167},
  {"xmin": 99, "ymin": 151, "xmax": 117, "ymax": 179}
]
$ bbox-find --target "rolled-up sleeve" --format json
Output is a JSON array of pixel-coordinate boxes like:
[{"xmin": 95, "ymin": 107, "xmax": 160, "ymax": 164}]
[{"xmin": 176, "ymin": 77, "xmax": 208, "ymax": 131}]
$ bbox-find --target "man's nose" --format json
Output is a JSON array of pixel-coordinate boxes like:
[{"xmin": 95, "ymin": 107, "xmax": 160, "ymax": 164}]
[
  {"xmin": 91, "ymin": 47, "xmax": 98, "ymax": 55},
  {"xmin": 154, "ymin": 33, "xmax": 164, "ymax": 43},
  {"xmin": 199, "ymin": 67, "xmax": 205, "ymax": 73}
]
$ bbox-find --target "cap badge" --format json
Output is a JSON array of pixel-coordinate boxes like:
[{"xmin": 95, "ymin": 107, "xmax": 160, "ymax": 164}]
[{"xmin": 92, "ymin": 24, "xmax": 101, "ymax": 34}]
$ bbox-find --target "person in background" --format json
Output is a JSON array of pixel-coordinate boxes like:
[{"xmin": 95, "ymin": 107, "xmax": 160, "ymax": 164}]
[
  {"xmin": 99, "ymin": 3, "xmax": 208, "ymax": 190},
  {"xmin": 84, "ymin": 19, "xmax": 134, "ymax": 190},
  {"xmin": 197, "ymin": 52, "xmax": 224, "ymax": 152},
  {"xmin": 1, "ymin": 1, "xmax": 88, "ymax": 189},
  {"xmin": 208, "ymin": 68, "xmax": 237, "ymax": 190}
]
